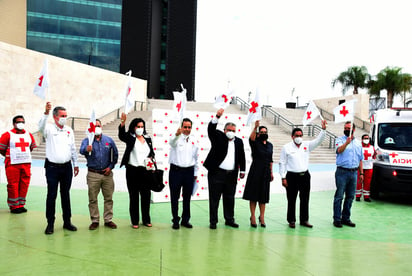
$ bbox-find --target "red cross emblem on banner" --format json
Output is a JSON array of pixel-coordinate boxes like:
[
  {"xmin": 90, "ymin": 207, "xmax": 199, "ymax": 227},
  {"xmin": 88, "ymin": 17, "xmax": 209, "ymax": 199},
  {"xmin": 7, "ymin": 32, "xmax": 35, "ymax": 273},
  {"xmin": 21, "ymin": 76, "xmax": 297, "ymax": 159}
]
[
  {"xmin": 389, "ymin": 152, "xmax": 398, "ymax": 158},
  {"xmin": 222, "ymin": 94, "xmax": 228, "ymax": 103},
  {"xmin": 15, "ymin": 138, "xmax": 29, "ymax": 152},
  {"xmin": 249, "ymin": 101, "xmax": 259, "ymax": 113},
  {"xmin": 127, "ymin": 86, "xmax": 131, "ymax": 96},
  {"xmin": 363, "ymin": 150, "xmax": 372, "ymax": 160},
  {"xmin": 176, "ymin": 101, "xmax": 182, "ymax": 112},
  {"xmin": 340, "ymin": 106, "xmax": 349, "ymax": 117},
  {"xmin": 147, "ymin": 161, "xmax": 154, "ymax": 168},
  {"xmin": 306, "ymin": 111, "xmax": 312, "ymax": 120},
  {"xmin": 88, "ymin": 122, "xmax": 95, "ymax": 133},
  {"xmin": 38, "ymin": 75, "xmax": 44, "ymax": 87}
]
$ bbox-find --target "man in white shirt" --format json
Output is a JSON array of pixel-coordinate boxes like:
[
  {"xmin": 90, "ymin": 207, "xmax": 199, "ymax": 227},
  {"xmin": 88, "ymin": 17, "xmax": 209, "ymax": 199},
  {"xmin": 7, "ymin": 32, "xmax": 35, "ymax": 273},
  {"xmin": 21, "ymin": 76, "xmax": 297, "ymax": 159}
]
[
  {"xmin": 39, "ymin": 102, "xmax": 79, "ymax": 235},
  {"xmin": 168, "ymin": 118, "xmax": 199, "ymax": 229},
  {"xmin": 279, "ymin": 120, "xmax": 326, "ymax": 228}
]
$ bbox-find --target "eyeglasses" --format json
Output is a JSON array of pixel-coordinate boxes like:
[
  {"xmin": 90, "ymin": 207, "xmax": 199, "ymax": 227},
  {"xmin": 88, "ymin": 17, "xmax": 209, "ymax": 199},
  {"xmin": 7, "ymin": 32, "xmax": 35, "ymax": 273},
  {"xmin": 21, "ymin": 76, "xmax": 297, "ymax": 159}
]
[{"xmin": 183, "ymin": 126, "xmax": 192, "ymax": 129}]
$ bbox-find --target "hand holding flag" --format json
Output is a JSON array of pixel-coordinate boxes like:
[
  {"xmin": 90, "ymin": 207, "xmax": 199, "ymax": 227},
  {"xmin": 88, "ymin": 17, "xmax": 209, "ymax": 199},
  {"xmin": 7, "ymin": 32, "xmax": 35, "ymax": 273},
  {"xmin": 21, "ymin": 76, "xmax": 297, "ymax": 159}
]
[
  {"xmin": 33, "ymin": 59, "xmax": 49, "ymax": 100},
  {"xmin": 172, "ymin": 84, "xmax": 187, "ymax": 122},
  {"xmin": 302, "ymin": 100, "xmax": 322, "ymax": 127},
  {"xmin": 246, "ymin": 89, "xmax": 262, "ymax": 125},
  {"xmin": 86, "ymin": 109, "xmax": 96, "ymax": 155},
  {"xmin": 333, "ymin": 99, "xmax": 356, "ymax": 123}
]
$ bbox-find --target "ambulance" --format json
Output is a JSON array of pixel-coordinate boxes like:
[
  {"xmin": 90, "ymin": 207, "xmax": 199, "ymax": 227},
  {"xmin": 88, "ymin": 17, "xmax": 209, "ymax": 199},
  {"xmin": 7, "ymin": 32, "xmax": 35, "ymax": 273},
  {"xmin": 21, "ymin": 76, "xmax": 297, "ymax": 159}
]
[{"xmin": 369, "ymin": 108, "xmax": 412, "ymax": 198}]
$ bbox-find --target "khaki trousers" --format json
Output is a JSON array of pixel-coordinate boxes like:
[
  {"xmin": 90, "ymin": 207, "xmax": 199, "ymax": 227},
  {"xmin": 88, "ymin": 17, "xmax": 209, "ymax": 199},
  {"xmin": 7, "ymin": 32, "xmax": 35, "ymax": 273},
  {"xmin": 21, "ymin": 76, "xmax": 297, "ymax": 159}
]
[{"xmin": 87, "ymin": 171, "xmax": 114, "ymax": 223}]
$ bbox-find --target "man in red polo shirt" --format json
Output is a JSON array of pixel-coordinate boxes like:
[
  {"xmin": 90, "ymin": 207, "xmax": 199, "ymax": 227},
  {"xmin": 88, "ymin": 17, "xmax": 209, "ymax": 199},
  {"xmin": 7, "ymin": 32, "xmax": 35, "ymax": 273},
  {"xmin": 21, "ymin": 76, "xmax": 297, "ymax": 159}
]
[{"xmin": 0, "ymin": 115, "xmax": 37, "ymax": 213}]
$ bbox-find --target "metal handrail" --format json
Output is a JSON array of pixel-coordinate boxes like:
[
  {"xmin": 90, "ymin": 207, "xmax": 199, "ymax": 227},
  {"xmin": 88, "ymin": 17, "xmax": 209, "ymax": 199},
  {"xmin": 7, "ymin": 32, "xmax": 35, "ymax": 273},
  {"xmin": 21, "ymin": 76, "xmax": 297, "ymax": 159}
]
[{"xmin": 232, "ymin": 96, "xmax": 337, "ymax": 148}]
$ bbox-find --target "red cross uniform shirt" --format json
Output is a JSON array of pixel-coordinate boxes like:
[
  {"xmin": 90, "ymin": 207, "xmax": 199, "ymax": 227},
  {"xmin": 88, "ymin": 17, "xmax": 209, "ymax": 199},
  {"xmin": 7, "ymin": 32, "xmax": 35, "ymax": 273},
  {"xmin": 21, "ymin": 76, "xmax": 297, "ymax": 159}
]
[
  {"xmin": 0, "ymin": 129, "xmax": 37, "ymax": 167},
  {"xmin": 362, "ymin": 145, "xmax": 375, "ymax": 169}
]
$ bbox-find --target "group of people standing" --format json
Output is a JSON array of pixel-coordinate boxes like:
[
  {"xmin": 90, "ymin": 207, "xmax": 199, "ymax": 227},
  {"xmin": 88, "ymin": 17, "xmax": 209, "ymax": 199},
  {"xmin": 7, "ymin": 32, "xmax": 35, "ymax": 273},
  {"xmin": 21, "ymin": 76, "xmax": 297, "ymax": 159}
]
[{"xmin": 0, "ymin": 103, "xmax": 375, "ymax": 234}]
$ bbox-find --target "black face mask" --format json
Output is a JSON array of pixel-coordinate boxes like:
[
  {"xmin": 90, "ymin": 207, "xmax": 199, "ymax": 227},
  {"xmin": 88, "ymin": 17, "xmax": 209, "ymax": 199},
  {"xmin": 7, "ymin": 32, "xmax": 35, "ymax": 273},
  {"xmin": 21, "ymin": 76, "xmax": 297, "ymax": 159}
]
[
  {"xmin": 344, "ymin": 130, "xmax": 353, "ymax": 137},
  {"xmin": 259, "ymin": 134, "xmax": 268, "ymax": 141}
]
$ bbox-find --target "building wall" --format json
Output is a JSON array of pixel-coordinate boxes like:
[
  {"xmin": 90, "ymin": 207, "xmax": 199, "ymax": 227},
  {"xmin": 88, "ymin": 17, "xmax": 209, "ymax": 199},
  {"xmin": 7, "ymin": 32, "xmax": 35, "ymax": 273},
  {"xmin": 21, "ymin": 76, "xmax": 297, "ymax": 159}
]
[
  {"xmin": 0, "ymin": 0, "xmax": 26, "ymax": 47},
  {"xmin": 0, "ymin": 41, "xmax": 146, "ymax": 142}
]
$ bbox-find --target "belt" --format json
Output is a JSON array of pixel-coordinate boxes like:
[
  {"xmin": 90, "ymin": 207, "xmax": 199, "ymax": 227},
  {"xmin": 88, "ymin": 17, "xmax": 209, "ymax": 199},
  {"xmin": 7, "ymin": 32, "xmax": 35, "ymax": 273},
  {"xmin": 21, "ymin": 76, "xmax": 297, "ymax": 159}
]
[
  {"xmin": 170, "ymin": 164, "xmax": 194, "ymax": 171},
  {"xmin": 46, "ymin": 159, "xmax": 71, "ymax": 167},
  {"xmin": 288, "ymin": 171, "xmax": 308, "ymax": 176},
  {"xmin": 88, "ymin": 168, "xmax": 106, "ymax": 175},
  {"xmin": 337, "ymin": 166, "xmax": 358, "ymax": 172}
]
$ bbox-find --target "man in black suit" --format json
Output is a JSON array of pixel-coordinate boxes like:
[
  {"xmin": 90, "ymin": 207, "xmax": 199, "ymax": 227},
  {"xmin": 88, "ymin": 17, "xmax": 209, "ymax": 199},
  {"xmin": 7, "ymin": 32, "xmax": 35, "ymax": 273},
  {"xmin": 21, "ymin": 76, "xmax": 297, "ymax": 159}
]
[{"xmin": 204, "ymin": 108, "xmax": 246, "ymax": 229}]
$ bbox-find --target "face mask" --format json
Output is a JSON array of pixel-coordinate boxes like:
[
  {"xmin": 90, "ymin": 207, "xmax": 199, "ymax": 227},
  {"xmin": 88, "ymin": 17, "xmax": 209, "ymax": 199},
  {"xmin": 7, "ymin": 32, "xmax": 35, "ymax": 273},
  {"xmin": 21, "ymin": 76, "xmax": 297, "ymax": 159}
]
[
  {"xmin": 294, "ymin": 137, "xmax": 303, "ymax": 145},
  {"xmin": 226, "ymin": 131, "xmax": 235, "ymax": 140},
  {"xmin": 16, "ymin": 123, "xmax": 25, "ymax": 130},
  {"xmin": 135, "ymin": 128, "xmax": 144, "ymax": 136},
  {"xmin": 94, "ymin": 127, "xmax": 102, "ymax": 136},
  {"xmin": 259, "ymin": 134, "xmax": 268, "ymax": 141},
  {"xmin": 58, "ymin": 117, "xmax": 67, "ymax": 126},
  {"xmin": 344, "ymin": 130, "xmax": 350, "ymax": 137},
  {"xmin": 363, "ymin": 139, "xmax": 369, "ymax": 145}
]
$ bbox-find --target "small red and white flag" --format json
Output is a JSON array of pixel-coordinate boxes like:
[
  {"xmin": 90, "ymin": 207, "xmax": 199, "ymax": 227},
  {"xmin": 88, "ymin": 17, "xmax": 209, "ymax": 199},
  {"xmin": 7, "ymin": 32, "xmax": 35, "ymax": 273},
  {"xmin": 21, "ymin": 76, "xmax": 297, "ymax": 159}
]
[
  {"xmin": 302, "ymin": 100, "xmax": 321, "ymax": 127},
  {"xmin": 333, "ymin": 99, "xmax": 356, "ymax": 123},
  {"xmin": 172, "ymin": 84, "xmax": 187, "ymax": 122},
  {"xmin": 86, "ymin": 109, "xmax": 96, "ymax": 155},
  {"xmin": 246, "ymin": 89, "xmax": 262, "ymax": 126},
  {"xmin": 124, "ymin": 70, "xmax": 134, "ymax": 114},
  {"xmin": 33, "ymin": 59, "xmax": 49, "ymax": 100},
  {"xmin": 214, "ymin": 91, "xmax": 234, "ymax": 109}
]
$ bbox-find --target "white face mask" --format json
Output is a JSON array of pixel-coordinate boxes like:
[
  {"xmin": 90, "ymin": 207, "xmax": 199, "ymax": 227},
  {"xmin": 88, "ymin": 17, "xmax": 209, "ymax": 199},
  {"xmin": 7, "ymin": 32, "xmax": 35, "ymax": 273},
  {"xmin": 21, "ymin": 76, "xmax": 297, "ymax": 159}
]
[
  {"xmin": 16, "ymin": 122, "xmax": 25, "ymax": 130},
  {"xmin": 94, "ymin": 127, "xmax": 102, "ymax": 136},
  {"xmin": 226, "ymin": 131, "xmax": 235, "ymax": 140},
  {"xmin": 135, "ymin": 128, "xmax": 144, "ymax": 136},
  {"xmin": 58, "ymin": 117, "xmax": 67, "ymax": 126},
  {"xmin": 363, "ymin": 139, "xmax": 370, "ymax": 145},
  {"xmin": 294, "ymin": 137, "xmax": 303, "ymax": 145}
]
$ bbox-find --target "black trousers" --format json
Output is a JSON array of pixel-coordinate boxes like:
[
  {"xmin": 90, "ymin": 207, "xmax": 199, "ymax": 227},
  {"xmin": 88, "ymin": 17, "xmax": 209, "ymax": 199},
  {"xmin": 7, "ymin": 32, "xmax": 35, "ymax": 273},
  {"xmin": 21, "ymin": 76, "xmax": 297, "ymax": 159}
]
[
  {"xmin": 45, "ymin": 160, "xmax": 73, "ymax": 225},
  {"xmin": 285, "ymin": 171, "xmax": 311, "ymax": 223},
  {"xmin": 207, "ymin": 169, "xmax": 238, "ymax": 224},
  {"xmin": 126, "ymin": 165, "xmax": 151, "ymax": 225},
  {"xmin": 169, "ymin": 164, "xmax": 194, "ymax": 224}
]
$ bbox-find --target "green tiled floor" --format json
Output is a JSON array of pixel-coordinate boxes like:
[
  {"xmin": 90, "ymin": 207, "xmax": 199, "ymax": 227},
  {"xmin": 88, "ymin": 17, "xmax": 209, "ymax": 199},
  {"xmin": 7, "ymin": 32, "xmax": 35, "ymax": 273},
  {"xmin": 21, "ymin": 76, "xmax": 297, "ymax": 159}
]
[{"xmin": 1, "ymin": 185, "xmax": 411, "ymax": 275}]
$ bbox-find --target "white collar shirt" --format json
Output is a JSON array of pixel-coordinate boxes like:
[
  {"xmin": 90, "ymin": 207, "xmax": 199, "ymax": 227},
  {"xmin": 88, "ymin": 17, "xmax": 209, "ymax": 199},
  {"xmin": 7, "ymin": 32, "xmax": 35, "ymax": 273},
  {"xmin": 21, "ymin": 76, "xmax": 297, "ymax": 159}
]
[
  {"xmin": 219, "ymin": 138, "xmax": 236, "ymax": 171},
  {"xmin": 38, "ymin": 114, "xmax": 78, "ymax": 166},
  {"xmin": 169, "ymin": 133, "xmax": 199, "ymax": 176},
  {"xmin": 279, "ymin": 130, "xmax": 325, "ymax": 178}
]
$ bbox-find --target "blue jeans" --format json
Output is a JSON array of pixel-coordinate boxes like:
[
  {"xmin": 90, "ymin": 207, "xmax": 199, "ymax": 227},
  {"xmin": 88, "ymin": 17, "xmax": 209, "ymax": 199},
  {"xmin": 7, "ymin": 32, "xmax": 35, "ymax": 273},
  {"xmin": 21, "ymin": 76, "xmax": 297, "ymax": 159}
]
[{"xmin": 333, "ymin": 168, "xmax": 357, "ymax": 222}]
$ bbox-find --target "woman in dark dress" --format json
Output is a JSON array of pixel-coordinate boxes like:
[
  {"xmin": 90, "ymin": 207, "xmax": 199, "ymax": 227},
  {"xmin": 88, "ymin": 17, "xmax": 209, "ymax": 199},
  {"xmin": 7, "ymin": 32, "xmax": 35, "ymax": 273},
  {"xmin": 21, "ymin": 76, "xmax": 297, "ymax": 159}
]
[{"xmin": 243, "ymin": 120, "xmax": 273, "ymax": 227}]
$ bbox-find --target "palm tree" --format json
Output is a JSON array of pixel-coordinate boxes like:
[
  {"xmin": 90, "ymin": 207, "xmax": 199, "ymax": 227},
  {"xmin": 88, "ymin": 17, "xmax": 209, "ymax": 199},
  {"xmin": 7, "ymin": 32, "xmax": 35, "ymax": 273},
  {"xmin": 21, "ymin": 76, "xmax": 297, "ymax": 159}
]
[
  {"xmin": 368, "ymin": 67, "xmax": 412, "ymax": 108},
  {"xmin": 332, "ymin": 66, "xmax": 371, "ymax": 95}
]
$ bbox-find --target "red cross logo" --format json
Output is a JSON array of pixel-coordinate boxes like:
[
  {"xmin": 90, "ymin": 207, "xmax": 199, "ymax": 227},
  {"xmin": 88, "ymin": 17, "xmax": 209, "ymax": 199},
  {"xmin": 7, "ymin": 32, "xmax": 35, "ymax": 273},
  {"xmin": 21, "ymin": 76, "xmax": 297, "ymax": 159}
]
[
  {"xmin": 146, "ymin": 161, "xmax": 154, "ymax": 168},
  {"xmin": 176, "ymin": 101, "xmax": 182, "ymax": 112},
  {"xmin": 249, "ymin": 101, "xmax": 259, "ymax": 113},
  {"xmin": 363, "ymin": 150, "xmax": 372, "ymax": 160},
  {"xmin": 38, "ymin": 75, "xmax": 44, "ymax": 87},
  {"xmin": 340, "ymin": 106, "xmax": 349, "ymax": 117},
  {"xmin": 306, "ymin": 111, "xmax": 312, "ymax": 120},
  {"xmin": 222, "ymin": 94, "xmax": 228, "ymax": 103},
  {"xmin": 15, "ymin": 138, "xmax": 29, "ymax": 152},
  {"xmin": 389, "ymin": 152, "xmax": 398, "ymax": 158},
  {"xmin": 88, "ymin": 122, "xmax": 95, "ymax": 133}
]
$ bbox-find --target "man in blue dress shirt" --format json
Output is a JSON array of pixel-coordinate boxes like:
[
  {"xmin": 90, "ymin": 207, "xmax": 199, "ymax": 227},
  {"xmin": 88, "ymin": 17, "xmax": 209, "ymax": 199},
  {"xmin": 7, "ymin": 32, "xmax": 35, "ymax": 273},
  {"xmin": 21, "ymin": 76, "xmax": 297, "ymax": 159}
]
[{"xmin": 80, "ymin": 119, "xmax": 118, "ymax": 230}]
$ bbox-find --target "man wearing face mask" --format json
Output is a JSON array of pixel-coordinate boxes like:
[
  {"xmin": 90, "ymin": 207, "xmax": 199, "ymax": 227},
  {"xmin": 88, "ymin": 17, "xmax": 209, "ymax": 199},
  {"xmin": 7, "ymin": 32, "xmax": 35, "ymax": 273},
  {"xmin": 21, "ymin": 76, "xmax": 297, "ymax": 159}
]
[
  {"xmin": 0, "ymin": 115, "xmax": 37, "ymax": 213},
  {"xmin": 80, "ymin": 119, "xmax": 118, "ymax": 230},
  {"xmin": 39, "ymin": 102, "xmax": 79, "ymax": 234},
  {"xmin": 204, "ymin": 108, "xmax": 246, "ymax": 229},
  {"xmin": 279, "ymin": 120, "xmax": 327, "ymax": 228},
  {"xmin": 333, "ymin": 121, "xmax": 363, "ymax": 228},
  {"xmin": 355, "ymin": 134, "xmax": 375, "ymax": 202}
]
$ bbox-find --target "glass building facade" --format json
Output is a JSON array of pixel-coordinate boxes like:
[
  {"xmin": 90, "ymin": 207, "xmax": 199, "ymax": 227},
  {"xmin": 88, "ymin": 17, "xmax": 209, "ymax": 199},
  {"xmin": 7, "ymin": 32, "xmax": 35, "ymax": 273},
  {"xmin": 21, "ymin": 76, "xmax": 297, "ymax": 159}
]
[{"xmin": 27, "ymin": 0, "xmax": 122, "ymax": 72}]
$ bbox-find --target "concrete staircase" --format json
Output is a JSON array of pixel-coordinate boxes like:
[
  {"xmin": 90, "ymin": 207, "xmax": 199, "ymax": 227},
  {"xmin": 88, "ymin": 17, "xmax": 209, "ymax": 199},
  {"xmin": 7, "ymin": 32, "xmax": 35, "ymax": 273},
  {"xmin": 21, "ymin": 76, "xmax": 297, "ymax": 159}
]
[{"xmin": 31, "ymin": 99, "xmax": 370, "ymax": 164}]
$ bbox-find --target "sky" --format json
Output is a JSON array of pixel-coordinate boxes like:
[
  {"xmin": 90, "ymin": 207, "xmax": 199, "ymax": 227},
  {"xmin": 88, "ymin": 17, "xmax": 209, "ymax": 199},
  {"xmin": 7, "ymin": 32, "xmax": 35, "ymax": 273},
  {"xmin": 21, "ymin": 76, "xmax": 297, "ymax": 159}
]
[{"xmin": 195, "ymin": 0, "xmax": 412, "ymax": 107}]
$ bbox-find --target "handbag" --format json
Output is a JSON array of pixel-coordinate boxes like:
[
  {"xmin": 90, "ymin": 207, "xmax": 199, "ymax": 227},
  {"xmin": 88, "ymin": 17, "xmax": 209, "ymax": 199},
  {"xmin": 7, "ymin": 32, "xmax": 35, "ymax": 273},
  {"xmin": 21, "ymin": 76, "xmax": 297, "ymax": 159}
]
[{"xmin": 146, "ymin": 160, "xmax": 165, "ymax": 192}]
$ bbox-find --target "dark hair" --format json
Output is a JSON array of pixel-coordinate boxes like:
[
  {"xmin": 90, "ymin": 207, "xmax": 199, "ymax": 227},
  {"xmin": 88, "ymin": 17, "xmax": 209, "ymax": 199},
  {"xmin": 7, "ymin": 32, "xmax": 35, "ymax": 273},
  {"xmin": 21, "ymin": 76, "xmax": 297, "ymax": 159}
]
[
  {"xmin": 96, "ymin": 119, "xmax": 102, "ymax": 125},
  {"xmin": 128, "ymin": 118, "xmax": 147, "ymax": 135},
  {"xmin": 53, "ymin": 106, "xmax": 66, "ymax": 117},
  {"xmin": 291, "ymin": 127, "xmax": 303, "ymax": 136},
  {"xmin": 361, "ymin": 134, "xmax": 369, "ymax": 140},
  {"xmin": 224, "ymin": 122, "xmax": 236, "ymax": 130},
  {"xmin": 258, "ymin": 126, "xmax": 267, "ymax": 132},
  {"xmin": 344, "ymin": 121, "xmax": 355, "ymax": 129},
  {"xmin": 12, "ymin": 115, "xmax": 25, "ymax": 124},
  {"xmin": 181, "ymin": 118, "xmax": 192, "ymax": 126}
]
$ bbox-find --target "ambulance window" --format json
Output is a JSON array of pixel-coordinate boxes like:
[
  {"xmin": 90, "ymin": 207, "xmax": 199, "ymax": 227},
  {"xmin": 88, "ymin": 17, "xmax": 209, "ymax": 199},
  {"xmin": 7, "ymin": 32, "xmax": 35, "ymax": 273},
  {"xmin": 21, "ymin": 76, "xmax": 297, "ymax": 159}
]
[{"xmin": 378, "ymin": 123, "xmax": 412, "ymax": 150}]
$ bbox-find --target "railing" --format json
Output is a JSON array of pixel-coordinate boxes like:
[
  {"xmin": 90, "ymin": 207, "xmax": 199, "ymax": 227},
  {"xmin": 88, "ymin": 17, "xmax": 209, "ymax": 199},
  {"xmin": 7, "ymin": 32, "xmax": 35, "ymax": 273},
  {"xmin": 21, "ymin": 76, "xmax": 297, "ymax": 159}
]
[{"xmin": 232, "ymin": 96, "xmax": 337, "ymax": 148}]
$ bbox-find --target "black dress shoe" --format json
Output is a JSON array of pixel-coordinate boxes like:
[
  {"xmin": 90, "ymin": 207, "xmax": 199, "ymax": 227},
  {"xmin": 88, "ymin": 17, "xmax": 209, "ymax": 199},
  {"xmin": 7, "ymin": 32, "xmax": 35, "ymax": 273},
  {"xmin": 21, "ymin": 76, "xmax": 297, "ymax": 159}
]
[
  {"xmin": 19, "ymin": 207, "xmax": 28, "ymax": 213},
  {"xmin": 63, "ymin": 223, "xmax": 78, "ymax": 231},
  {"xmin": 259, "ymin": 216, "xmax": 266, "ymax": 228},
  {"xmin": 172, "ymin": 223, "xmax": 180, "ymax": 230},
  {"xmin": 342, "ymin": 220, "xmax": 356, "ymax": 227},
  {"xmin": 45, "ymin": 224, "xmax": 54, "ymax": 235},
  {"xmin": 289, "ymin": 222, "xmax": 296, "ymax": 228},
  {"xmin": 225, "ymin": 221, "xmax": 239, "ymax": 228},
  {"xmin": 333, "ymin": 221, "xmax": 343, "ymax": 228},
  {"xmin": 209, "ymin": 223, "xmax": 217, "ymax": 229},
  {"xmin": 10, "ymin": 208, "xmax": 22, "ymax": 214},
  {"xmin": 300, "ymin": 221, "xmax": 313, "ymax": 228},
  {"xmin": 250, "ymin": 217, "xmax": 257, "ymax": 228},
  {"xmin": 181, "ymin": 222, "xmax": 193, "ymax": 228},
  {"xmin": 355, "ymin": 197, "xmax": 360, "ymax": 201}
]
